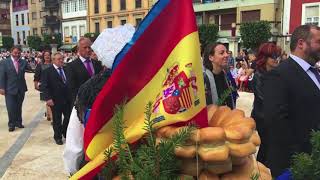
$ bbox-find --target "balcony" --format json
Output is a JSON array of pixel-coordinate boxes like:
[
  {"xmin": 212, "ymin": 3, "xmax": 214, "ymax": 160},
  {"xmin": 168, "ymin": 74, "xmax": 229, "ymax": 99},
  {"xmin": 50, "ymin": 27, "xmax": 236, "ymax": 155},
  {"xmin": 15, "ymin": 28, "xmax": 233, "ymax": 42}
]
[
  {"xmin": 44, "ymin": 0, "xmax": 59, "ymax": 10},
  {"xmin": 44, "ymin": 16, "xmax": 60, "ymax": 27}
]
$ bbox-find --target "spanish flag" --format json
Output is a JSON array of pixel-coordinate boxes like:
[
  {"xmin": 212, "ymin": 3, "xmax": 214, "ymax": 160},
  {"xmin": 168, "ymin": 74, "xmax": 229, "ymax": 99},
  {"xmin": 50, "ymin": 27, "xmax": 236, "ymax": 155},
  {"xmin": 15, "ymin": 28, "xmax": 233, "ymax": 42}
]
[{"xmin": 71, "ymin": 0, "xmax": 208, "ymax": 179}]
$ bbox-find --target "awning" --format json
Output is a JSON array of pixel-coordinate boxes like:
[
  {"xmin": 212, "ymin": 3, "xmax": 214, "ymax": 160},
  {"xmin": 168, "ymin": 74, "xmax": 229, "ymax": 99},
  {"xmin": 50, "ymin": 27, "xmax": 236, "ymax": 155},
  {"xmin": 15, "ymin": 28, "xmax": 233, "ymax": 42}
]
[{"xmin": 59, "ymin": 44, "xmax": 77, "ymax": 51}]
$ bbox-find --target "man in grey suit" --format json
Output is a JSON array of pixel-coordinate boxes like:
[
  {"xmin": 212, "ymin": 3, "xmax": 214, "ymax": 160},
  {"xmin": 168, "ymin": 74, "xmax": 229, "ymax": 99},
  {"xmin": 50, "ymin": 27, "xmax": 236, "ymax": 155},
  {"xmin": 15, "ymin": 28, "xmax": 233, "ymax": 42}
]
[{"xmin": 0, "ymin": 46, "xmax": 28, "ymax": 132}]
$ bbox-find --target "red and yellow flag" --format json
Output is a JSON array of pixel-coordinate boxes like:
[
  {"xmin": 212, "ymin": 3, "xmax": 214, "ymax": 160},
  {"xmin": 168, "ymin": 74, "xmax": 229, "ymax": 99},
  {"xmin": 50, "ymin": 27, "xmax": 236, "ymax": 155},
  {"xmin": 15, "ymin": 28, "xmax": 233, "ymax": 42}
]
[{"xmin": 71, "ymin": 0, "xmax": 208, "ymax": 179}]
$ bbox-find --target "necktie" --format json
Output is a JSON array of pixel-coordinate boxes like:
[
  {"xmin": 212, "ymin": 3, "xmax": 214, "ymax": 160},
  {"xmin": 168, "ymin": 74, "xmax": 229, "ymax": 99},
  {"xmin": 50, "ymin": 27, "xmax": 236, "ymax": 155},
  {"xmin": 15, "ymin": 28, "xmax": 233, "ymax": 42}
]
[
  {"xmin": 309, "ymin": 66, "xmax": 320, "ymax": 85},
  {"xmin": 14, "ymin": 59, "xmax": 19, "ymax": 73},
  {"xmin": 85, "ymin": 59, "xmax": 93, "ymax": 77},
  {"xmin": 58, "ymin": 67, "xmax": 66, "ymax": 84}
]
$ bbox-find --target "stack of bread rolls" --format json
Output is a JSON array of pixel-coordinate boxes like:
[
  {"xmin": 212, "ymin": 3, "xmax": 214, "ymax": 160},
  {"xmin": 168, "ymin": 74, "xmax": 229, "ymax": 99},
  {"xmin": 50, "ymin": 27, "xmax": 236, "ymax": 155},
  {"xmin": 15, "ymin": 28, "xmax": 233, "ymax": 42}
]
[{"xmin": 156, "ymin": 105, "xmax": 272, "ymax": 180}]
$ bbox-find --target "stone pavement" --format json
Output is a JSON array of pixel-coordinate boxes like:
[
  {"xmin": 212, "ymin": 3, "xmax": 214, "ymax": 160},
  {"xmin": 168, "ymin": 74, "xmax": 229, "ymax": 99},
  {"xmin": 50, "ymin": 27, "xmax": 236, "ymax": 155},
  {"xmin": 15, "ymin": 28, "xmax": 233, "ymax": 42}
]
[{"xmin": 0, "ymin": 73, "xmax": 253, "ymax": 179}]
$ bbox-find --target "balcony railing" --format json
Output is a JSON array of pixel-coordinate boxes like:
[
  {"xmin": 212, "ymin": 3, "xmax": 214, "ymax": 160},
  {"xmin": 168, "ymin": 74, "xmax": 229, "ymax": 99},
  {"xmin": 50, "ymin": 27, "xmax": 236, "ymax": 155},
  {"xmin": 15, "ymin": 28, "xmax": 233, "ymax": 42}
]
[
  {"xmin": 44, "ymin": 0, "xmax": 59, "ymax": 9},
  {"xmin": 44, "ymin": 16, "xmax": 60, "ymax": 26}
]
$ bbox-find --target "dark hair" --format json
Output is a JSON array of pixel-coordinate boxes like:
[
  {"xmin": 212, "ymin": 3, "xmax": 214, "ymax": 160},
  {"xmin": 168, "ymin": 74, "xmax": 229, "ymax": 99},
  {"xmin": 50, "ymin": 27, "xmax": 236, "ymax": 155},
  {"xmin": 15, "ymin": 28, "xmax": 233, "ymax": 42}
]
[
  {"xmin": 203, "ymin": 43, "xmax": 224, "ymax": 71},
  {"xmin": 256, "ymin": 42, "xmax": 282, "ymax": 72},
  {"xmin": 10, "ymin": 45, "xmax": 22, "ymax": 52},
  {"xmin": 290, "ymin": 25, "xmax": 320, "ymax": 51},
  {"xmin": 42, "ymin": 50, "xmax": 52, "ymax": 63}
]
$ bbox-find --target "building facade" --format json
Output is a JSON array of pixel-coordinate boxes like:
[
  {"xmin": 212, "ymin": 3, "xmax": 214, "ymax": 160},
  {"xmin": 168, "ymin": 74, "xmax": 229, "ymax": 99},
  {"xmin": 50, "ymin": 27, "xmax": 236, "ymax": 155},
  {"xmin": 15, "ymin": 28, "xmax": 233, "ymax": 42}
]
[
  {"xmin": 87, "ymin": 0, "xmax": 151, "ymax": 33},
  {"xmin": 61, "ymin": 0, "xmax": 87, "ymax": 44},
  {"xmin": 11, "ymin": 0, "xmax": 30, "ymax": 46},
  {"xmin": 193, "ymin": 0, "xmax": 281, "ymax": 55},
  {"xmin": 0, "ymin": 0, "xmax": 11, "ymax": 36},
  {"xmin": 28, "ymin": 0, "xmax": 60, "ymax": 37},
  {"xmin": 282, "ymin": 0, "xmax": 320, "ymax": 52}
]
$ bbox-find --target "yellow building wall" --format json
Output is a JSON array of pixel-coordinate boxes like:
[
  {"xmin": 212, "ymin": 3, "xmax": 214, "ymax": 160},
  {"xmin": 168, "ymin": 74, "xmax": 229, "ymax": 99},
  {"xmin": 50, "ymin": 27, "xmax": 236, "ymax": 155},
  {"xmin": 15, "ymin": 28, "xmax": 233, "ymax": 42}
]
[
  {"xmin": 88, "ymin": 0, "xmax": 150, "ymax": 33},
  {"xmin": 237, "ymin": 3, "xmax": 276, "ymax": 24},
  {"xmin": 28, "ymin": 0, "xmax": 45, "ymax": 36}
]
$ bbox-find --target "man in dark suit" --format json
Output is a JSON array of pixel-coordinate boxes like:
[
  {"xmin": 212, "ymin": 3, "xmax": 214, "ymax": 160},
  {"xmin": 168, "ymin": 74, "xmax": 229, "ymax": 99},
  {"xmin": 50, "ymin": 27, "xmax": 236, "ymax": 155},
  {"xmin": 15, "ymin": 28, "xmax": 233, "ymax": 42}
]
[
  {"xmin": 41, "ymin": 52, "xmax": 72, "ymax": 145},
  {"xmin": 264, "ymin": 25, "xmax": 320, "ymax": 176},
  {"xmin": 67, "ymin": 37, "xmax": 102, "ymax": 103},
  {"xmin": 0, "ymin": 46, "xmax": 28, "ymax": 132}
]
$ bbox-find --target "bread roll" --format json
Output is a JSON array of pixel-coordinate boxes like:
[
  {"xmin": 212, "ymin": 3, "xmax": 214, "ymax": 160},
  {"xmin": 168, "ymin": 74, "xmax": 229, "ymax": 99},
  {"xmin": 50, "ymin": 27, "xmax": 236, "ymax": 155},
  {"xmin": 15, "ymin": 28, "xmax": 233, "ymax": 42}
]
[
  {"xmin": 231, "ymin": 156, "xmax": 249, "ymax": 166},
  {"xmin": 207, "ymin": 105, "xmax": 218, "ymax": 121},
  {"xmin": 205, "ymin": 158, "xmax": 232, "ymax": 174},
  {"xmin": 174, "ymin": 145, "xmax": 197, "ymax": 158},
  {"xmin": 198, "ymin": 145, "xmax": 229, "ymax": 162},
  {"xmin": 209, "ymin": 106, "xmax": 231, "ymax": 127},
  {"xmin": 199, "ymin": 127, "xmax": 226, "ymax": 144},
  {"xmin": 221, "ymin": 156, "xmax": 272, "ymax": 180},
  {"xmin": 224, "ymin": 125, "xmax": 254, "ymax": 144},
  {"xmin": 219, "ymin": 109, "xmax": 245, "ymax": 127},
  {"xmin": 199, "ymin": 171, "xmax": 220, "ymax": 180},
  {"xmin": 249, "ymin": 131, "xmax": 261, "ymax": 146},
  {"xmin": 227, "ymin": 142, "xmax": 257, "ymax": 158},
  {"xmin": 180, "ymin": 158, "xmax": 203, "ymax": 176},
  {"xmin": 156, "ymin": 126, "xmax": 176, "ymax": 138}
]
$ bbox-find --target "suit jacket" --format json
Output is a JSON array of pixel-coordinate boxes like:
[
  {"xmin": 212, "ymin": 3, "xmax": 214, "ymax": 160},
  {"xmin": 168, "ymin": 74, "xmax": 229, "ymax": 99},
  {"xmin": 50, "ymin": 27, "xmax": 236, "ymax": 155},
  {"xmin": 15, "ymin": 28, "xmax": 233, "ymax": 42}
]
[
  {"xmin": 263, "ymin": 57, "xmax": 320, "ymax": 176},
  {"xmin": 0, "ymin": 57, "xmax": 28, "ymax": 95},
  {"xmin": 66, "ymin": 58, "xmax": 102, "ymax": 101},
  {"xmin": 40, "ymin": 65, "xmax": 72, "ymax": 105}
]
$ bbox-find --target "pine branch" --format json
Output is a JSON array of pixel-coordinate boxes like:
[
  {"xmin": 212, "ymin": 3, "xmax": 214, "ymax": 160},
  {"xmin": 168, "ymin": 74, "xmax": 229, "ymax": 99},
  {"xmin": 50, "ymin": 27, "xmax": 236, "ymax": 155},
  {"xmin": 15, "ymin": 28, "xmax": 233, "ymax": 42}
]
[{"xmin": 217, "ymin": 86, "xmax": 233, "ymax": 106}]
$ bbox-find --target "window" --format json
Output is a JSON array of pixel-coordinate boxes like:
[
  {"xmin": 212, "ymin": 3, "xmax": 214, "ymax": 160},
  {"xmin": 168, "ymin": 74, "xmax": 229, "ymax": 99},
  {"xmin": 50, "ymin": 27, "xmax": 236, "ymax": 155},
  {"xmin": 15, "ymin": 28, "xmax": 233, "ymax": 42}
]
[
  {"xmin": 31, "ymin": 0, "xmax": 35, "ymax": 3},
  {"xmin": 22, "ymin": 31, "xmax": 26, "ymax": 45},
  {"xmin": 107, "ymin": 20, "xmax": 112, "ymax": 28},
  {"xmin": 71, "ymin": 26, "xmax": 77, "ymax": 37},
  {"xmin": 17, "ymin": 32, "xmax": 20, "ymax": 44},
  {"xmin": 94, "ymin": 0, "xmax": 99, "ymax": 13},
  {"xmin": 27, "ymin": 13, "xmax": 29, "ymax": 24},
  {"xmin": 95, "ymin": 22, "xmax": 100, "ymax": 33},
  {"xmin": 121, "ymin": 19, "xmax": 126, "ymax": 25},
  {"xmin": 79, "ymin": 25, "xmax": 85, "ymax": 36},
  {"xmin": 32, "ymin": 12, "xmax": 37, "ymax": 20},
  {"xmin": 64, "ymin": 1, "xmax": 70, "ymax": 13},
  {"xmin": 41, "ymin": 28, "xmax": 47, "ymax": 35},
  {"xmin": 64, "ymin": 26, "xmax": 70, "ymax": 37},
  {"xmin": 220, "ymin": 13, "xmax": 236, "ymax": 30},
  {"xmin": 79, "ymin": 0, "xmax": 86, "ymax": 11},
  {"xmin": 72, "ymin": 1, "xmax": 77, "ymax": 12},
  {"xmin": 33, "ymin": 28, "xmax": 37, "ymax": 35},
  {"xmin": 305, "ymin": 5, "xmax": 319, "ymax": 26},
  {"xmin": 136, "ymin": 18, "xmax": 142, "ymax": 27},
  {"xmin": 21, "ymin": 14, "xmax": 24, "ymax": 25},
  {"xmin": 15, "ymin": 14, "xmax": 18, "ymax": 26},
  {"xmin": 135, "ymin": 0, "xmax": 141, "ymax": 9},
  {"xmin": 241, "ymin": 10, "xmax": 261, "ymax": 23},
  {"xmin": 106, "ymin": 0, "xmax": 112, "ymax": 12},
  {"xmin": 120, "ymin": 0, "xmax": 126, "ymax": 10}
]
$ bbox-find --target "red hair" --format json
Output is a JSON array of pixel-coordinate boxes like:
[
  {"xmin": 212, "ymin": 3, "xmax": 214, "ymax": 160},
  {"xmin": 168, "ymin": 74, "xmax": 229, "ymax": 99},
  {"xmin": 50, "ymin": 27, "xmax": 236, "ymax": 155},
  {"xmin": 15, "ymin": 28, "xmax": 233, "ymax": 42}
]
[{"xmin": 256, "ymin": 42, "xmax": 282, "ymax": 72}]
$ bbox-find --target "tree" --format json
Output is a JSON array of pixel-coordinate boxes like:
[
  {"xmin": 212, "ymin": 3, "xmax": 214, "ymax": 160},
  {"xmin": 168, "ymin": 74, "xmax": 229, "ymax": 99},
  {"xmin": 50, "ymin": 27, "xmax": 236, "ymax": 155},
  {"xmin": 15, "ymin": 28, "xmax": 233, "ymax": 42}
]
[
  {"xmin": 1, "ymin": 36, "xmax": 14, "ymax": 50},
  {"xmin": 84, "ymin": 32, "xmax": 100, "ymax": 42},
  {"xmin": 27, "ymin": 36, "xmax": 42, "ymax": 51},
  {"xmin": 240, "ymin": 21, "xmax": 272, "ymax": 50},
  {"xmin": 198, "ymin": 24, "xmax": 219, "ymax": 53},
  {"xmin": 42, "ymin": 33, "xmax": 62, "ymax": 48}
]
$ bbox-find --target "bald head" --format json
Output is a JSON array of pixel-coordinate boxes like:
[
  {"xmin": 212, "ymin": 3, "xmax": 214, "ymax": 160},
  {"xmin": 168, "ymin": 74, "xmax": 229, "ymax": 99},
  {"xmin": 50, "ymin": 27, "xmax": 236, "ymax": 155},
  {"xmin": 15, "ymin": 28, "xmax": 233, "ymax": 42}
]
[{"xmin": 77, "ymin": 37, "xmax": 92, "ymax": 59}]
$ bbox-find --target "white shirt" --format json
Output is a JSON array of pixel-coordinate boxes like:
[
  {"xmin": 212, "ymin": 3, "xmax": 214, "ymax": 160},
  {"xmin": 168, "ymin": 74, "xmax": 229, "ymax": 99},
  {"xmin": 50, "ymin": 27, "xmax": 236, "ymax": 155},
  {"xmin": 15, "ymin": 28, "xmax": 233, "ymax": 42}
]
[
  {"xmin": 63, "ymin": 107, "xmax": 84, "ymax": 174},
  {"xmin": 290, "ymin": 54, "xmax": 320, "ymax": 90},
  {"xmin": 52, "ymin": 64, "xmax": 67, "ymax": 81}
]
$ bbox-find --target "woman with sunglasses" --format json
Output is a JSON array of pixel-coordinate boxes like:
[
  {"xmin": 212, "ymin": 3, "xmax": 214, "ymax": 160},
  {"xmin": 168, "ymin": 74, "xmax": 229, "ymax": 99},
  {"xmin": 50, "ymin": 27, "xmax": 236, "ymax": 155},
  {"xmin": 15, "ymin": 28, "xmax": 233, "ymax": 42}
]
[{"xmin": 251, "ymin": 42, "xmax": 282, "ymax": 163}]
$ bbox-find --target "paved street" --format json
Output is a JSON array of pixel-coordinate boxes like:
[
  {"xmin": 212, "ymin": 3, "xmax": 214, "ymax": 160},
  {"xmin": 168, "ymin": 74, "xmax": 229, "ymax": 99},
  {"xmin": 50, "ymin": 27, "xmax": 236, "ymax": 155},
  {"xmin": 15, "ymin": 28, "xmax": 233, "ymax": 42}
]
[{"xmin": 0, "ymin": 73, "xmax": 253, "ymax": 179}]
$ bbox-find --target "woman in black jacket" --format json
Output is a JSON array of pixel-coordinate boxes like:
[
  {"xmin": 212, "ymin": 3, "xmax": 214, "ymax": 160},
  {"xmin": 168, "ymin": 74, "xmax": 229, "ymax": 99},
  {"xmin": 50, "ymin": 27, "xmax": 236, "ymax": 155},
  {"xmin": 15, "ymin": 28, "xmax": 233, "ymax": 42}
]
[{"xmin": 251, "ymin": 42, "xmax": 281, "ymax": 163}]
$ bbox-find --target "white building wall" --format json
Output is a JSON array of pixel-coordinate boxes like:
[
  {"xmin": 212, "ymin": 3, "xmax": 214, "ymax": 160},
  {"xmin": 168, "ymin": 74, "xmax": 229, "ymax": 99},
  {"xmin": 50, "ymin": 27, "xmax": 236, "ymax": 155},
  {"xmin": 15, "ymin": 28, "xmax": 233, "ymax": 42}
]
[
  {"xmin": 61, "ymin": 0, "xmax": 87, "ymax": 19},
  {"xmin": 10, "ymin": 9, "xmax": 30, "ymax": 46},
  {"xmin": 62, "ymin": 20, "xmax": 87, "ymax": 43}
]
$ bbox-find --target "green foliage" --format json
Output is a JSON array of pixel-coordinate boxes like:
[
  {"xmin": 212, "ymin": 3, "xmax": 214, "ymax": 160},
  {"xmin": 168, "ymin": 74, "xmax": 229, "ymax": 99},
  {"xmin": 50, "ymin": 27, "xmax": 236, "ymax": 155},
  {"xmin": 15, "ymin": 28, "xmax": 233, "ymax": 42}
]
[
  {"xmin": 250, "ymin": 172, "xmax": 260, "ymax": 180},
  {"xmin": 239, "ymin": 21, "xmax": 272, "ymax": 50},
  {"xmin": 2, "ymin": 36, "xmax": 14, "ymax": 50},
  {"xmin": 198, "ymin": 24, "xmax": 219, "ymax": 53},
  {"xmin": 217, "ymin": 86, "xmax": 234, "ymax": 106},
  {"xmin": 27, "ymin": 36, "xmax": 42, "ymax": 51},
  {"xmin": 84, "ymin": 32, "xmax": 100, "ymax": 42},
  {"xmin": 42, "ymin": 33, "xmax": 62, "ymax": 47},
  {"xmin": 104, "ymin": 102, "xmax": 196, "ymax": 179},
  {"xmin": 290, "ymin": 131, "xmax": 320, "ymax": 180}
]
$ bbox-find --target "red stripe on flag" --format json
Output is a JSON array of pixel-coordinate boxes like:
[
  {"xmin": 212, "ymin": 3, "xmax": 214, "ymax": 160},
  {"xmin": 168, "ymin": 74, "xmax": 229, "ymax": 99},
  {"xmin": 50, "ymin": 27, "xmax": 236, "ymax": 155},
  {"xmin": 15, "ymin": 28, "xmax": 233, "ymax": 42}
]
[{"xmin": 84, "ymin": 0, "xmax": 198, "ymax": 153}]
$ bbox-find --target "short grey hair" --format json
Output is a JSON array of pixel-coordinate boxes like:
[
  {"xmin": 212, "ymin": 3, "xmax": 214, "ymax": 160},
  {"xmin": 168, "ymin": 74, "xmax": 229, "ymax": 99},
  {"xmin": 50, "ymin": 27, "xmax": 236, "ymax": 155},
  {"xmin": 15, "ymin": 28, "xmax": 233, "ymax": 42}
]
[{"xmin": 77, "ymin": 37, "xmax": 92, "ymax": 49}]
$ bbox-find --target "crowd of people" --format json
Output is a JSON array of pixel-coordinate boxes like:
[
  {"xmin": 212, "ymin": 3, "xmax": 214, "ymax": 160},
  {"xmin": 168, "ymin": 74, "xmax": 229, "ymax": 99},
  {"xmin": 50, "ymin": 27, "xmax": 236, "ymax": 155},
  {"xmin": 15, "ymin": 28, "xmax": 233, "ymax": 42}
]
[{"xmin": 0, "ymin": 24, "xmax": 319, "ymax": 178}]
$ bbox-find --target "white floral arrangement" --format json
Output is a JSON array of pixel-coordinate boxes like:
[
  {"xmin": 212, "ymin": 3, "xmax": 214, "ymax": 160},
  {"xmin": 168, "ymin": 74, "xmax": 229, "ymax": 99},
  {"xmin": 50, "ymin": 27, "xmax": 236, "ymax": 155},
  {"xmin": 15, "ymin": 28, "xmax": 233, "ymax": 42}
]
[{"xmin": 91, "ymin": 24, "xmax": 136, "ymax": 69}]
